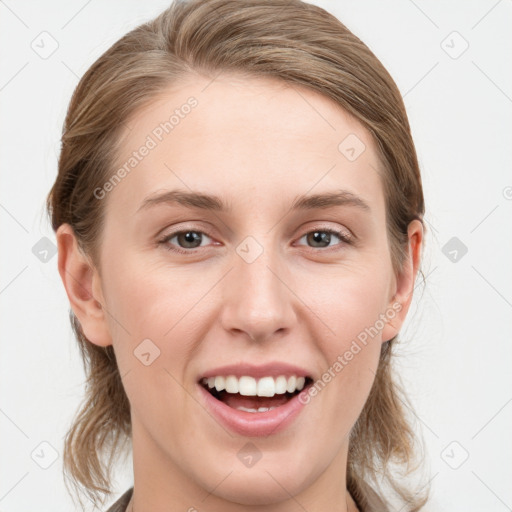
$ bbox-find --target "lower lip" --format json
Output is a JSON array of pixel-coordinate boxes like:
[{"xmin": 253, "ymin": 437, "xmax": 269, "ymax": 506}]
[{"xmin": 198, "ymin": 383, "xmax": 309, "ymax": 437}]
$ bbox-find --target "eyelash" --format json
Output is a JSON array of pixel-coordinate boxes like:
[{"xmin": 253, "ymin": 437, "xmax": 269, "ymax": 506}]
[{"xmin": 157, "ymin": 226, "xmax": 353, "ymax": 256}]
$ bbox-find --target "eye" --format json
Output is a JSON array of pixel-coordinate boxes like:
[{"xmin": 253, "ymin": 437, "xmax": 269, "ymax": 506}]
[
  {"xmin": 296, "ymin": 227, "xmax": 352, "ymax": 251},
  {"xmin": 158, "ymin": 226, "xmax": 353, "ymax": 256},
  {"xmin": 158, "ymin": 229, "xmax": 215, "ymax": 255}
]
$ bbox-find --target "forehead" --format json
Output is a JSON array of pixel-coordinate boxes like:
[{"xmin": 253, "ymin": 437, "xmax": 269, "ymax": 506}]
[{"xmin": 106, "ymin": 72, "xmax": 386, "ymax": 219}]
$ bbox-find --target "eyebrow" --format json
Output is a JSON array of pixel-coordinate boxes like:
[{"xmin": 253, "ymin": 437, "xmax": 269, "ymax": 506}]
[{"xmin": 136, "ymin": 189, "xmax": 371, "ymax": 214}]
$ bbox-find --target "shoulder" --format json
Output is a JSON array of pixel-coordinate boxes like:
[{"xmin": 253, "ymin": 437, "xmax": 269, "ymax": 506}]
[{"xmin": 105, "ymin": 487, "xmax": 133, "ymax": 512}]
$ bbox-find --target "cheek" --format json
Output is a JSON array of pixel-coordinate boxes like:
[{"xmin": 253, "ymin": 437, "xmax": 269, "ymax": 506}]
[
  {"xmin": 305, "ymin": 262, "xmax": 391, "ymax": 344},
  {"xmin": 101, "ymin": 248, "xmax": 177, "ymax": 332},
  {"xmin": 105, "ymin": 255, "xmax": 199, "ymax": 436},
  {"xmin": 304, "ymin": 267, "xmax": 389, "ymax": 418},
  {"xmin": 101, "ymin": 251, "xmax": 214, "ymax": 394}
]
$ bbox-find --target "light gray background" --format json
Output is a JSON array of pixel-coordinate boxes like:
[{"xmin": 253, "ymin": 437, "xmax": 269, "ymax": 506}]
[{"xmin": 1, "ymin": 0, "xmax": 511, "ymax": 510}]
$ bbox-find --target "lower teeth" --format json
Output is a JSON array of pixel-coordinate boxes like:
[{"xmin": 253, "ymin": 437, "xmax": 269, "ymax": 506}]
[{"xmin": 236, "ymin": 406, "xmax": 277, "ymax": 413}]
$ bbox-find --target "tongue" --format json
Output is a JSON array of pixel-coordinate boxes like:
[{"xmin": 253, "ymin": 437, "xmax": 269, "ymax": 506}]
[{"xmin": 222, "ymin": 392, "xmax": 292, "ymax": 409}]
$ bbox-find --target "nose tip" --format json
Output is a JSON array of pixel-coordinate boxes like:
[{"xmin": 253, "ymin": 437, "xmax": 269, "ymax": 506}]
[{"xmin": 220, "ymin": 253, "xmax": 296, "ymax": 343}]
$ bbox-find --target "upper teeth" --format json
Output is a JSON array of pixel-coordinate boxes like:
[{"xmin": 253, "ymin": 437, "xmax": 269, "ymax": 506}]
[{"xmin": 201, "ymin": 375, "xmax": 306, "ymax": 397}]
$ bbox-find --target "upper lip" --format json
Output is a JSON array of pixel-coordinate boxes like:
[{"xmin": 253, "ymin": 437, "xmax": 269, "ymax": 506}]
[{"xmin": 198, "ymin": 362, "xmax": 312, "ymax": 381}]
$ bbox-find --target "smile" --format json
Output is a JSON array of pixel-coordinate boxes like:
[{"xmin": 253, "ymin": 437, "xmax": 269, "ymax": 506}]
[
  {"xmin": 198, "ymin": 365, "xmax": 314, "ymax": 436},
  {"xmin": 201, "ymin": 375, "xmax": 310, "ymax": 413}
]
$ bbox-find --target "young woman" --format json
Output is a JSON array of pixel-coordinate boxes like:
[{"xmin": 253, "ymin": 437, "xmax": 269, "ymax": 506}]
[{"xmin": 47, "ymin": 0, "xmax": 429, "ymax": 510}]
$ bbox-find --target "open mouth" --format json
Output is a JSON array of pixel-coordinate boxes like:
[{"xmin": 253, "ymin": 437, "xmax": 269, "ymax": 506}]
[{"xmin": 200, "ymin": 376, "xmax": 314, "ymax": 413}]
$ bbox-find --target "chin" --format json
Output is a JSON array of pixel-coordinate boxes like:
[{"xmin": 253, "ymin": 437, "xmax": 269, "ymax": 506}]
[
  {"xmin": 197, "ymin": 459, "xmax": 317, "ymax": 506},
  {"xmin": 210, "ymin": 472, "xmax": 303, "ymax": 506}
]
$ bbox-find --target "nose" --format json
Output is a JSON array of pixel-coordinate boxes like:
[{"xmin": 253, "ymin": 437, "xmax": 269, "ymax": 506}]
[{"xmin": 220, "ymin": 243, "xmax": 297, "ymax": 343}]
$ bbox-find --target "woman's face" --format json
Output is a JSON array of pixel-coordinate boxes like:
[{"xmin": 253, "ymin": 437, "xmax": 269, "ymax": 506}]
[{"xmin": 59, "ymin": 73, "xmax": 421, "ymax": 508}]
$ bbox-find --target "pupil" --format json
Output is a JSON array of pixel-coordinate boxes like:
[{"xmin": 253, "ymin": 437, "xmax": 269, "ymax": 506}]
[
  {"xmin": 180, "ymin": 231, "xmax": 201, "ymax": 248},
  {"xmin": 309, "ymin": 231, "xmax": 329, "ymax": 247}
]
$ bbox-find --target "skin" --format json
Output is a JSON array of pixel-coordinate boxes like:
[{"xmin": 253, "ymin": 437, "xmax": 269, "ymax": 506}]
[{"xmin": 57, "ymin": 72, "xmax": 423, "ymax": 512}]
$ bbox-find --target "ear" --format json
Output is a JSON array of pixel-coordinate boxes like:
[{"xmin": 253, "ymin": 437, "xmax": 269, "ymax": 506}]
[
  {"xmin": 56, "ymin": 223, "xmax": 112, "ymax": 347},
  {"xmin": 381, "ymin": 219, "xmax": 424, "ymax": 343}
]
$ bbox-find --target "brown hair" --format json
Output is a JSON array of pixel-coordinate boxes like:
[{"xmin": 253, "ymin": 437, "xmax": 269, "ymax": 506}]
[{"xmin": 46, "ymin": 0, "xmax": 428, "ymax": 509}]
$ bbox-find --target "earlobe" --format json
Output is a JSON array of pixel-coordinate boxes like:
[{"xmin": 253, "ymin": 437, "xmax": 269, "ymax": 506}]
[
  {"xmin": 56, "ymin": 223, "xmax": 112, "ymax": 347},
  {"xmin": 381, "ymin": 219, "xmax": 424, "ymax": 343}
]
